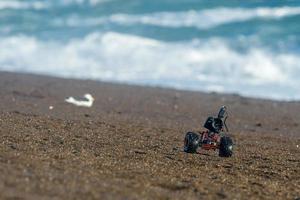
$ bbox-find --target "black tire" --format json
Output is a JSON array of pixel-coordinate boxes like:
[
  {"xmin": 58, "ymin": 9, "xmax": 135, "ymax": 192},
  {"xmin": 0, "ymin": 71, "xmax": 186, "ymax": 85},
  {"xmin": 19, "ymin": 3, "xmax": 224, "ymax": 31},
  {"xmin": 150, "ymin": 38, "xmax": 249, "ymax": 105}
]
[
  {"xmin": 219, "ymin": 136, "xmax": 233, "ymax": 157},
  {"xmin": 184, "ymin": 132, "xmax": 200, "ymax": 153}
]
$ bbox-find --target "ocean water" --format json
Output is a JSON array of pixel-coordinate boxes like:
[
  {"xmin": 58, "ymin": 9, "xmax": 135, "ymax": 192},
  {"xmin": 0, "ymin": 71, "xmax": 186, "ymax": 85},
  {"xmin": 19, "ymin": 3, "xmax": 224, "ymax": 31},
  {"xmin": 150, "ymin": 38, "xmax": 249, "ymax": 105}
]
[{"xmin": 0, "ymin": 0, "xmax": 299, "ymax": 100}]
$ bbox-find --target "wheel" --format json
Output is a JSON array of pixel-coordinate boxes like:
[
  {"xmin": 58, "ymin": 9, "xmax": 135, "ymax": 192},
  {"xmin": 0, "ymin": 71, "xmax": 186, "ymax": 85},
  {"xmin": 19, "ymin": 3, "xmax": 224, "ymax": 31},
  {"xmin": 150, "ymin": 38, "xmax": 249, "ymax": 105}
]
[
  {"xmin": 184, "ymin": 132, "xmax": 200, "ymax": 153},
  {"xmin": 219, "ymin": 136, "xmax": 233, "ymax": 157}
]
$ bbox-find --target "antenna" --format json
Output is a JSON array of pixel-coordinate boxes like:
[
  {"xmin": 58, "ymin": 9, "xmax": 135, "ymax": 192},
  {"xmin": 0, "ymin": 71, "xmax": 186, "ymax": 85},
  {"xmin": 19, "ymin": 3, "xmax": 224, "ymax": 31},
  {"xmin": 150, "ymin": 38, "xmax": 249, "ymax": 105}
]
[{"xmin": 218, "ymin": 106, "xmax": 229, "ymax": 132}]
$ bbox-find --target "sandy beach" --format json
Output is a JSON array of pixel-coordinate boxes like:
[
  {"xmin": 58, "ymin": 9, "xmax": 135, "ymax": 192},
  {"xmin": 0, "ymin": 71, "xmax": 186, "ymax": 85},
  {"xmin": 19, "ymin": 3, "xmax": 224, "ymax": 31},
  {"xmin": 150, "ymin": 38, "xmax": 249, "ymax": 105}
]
[{"xmin": 0, "ymin": 71, "xmax": 299, "ymax": 200}]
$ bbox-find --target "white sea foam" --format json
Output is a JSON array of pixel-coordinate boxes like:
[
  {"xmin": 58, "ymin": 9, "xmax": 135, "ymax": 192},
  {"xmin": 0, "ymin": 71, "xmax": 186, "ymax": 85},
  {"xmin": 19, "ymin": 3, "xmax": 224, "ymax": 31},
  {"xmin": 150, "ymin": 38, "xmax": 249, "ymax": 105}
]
[
  {"xmin": 0, "ymin": 0, "xmax": 48, "ymax": 10},
  {"xmin": 61, "ymin": 0, "xmax": 112, "ymax": 6},
  {"xmin": 0, "ymin": 32, "xmax": 299, "ymax": 100},
  {"xmin": 50, "ymin": 6, "xmax": 300, "ymax": 29},
  {"xmin": 0, "ymin": 0, "xmax": 110, "ymax": 10},
  {"xmin": 109, "ymin": 6, "xmax": 300, "ymax": 29}
]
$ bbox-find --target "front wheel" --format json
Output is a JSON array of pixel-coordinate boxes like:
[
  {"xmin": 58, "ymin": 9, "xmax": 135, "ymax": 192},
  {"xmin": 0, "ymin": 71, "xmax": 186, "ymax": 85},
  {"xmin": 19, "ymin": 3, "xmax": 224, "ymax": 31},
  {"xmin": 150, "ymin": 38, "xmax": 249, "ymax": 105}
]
[
  {"xmin": 219, "ymin": 136, "xmax": 233, "ymax": 157},
  {"xmin": 184, "ymin": 132, "xmax": 200, "ymax": 153}
]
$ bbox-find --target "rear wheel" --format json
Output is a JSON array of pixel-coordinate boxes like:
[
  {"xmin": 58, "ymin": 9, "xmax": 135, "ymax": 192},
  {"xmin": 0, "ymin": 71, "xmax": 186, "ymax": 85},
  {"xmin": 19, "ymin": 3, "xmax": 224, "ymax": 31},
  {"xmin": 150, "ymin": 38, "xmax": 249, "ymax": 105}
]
[
  {"xmin": 184, "ymin": 132, "xmax": 200, "ymax": 153},
  {"xmin": 219, "ymin": 136, "xmax": 233, "ymax": 157}
]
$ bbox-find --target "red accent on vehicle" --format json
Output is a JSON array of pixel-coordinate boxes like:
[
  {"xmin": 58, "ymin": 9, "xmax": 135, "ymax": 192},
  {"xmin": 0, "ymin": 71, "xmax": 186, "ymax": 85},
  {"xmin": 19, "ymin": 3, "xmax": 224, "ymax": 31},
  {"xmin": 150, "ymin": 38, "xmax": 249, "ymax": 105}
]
[{"xmin": 198, "ymin": 130, "xmax": 221, "ymax": 151}]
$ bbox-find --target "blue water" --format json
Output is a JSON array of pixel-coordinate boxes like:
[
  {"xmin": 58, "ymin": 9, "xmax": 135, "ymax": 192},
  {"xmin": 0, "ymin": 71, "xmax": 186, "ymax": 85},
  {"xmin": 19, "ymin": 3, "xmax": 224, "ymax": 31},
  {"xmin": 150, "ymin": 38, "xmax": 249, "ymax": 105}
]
[{"xmin": 0, "ymin": 0, "xmax": 300, "ymax": 100}]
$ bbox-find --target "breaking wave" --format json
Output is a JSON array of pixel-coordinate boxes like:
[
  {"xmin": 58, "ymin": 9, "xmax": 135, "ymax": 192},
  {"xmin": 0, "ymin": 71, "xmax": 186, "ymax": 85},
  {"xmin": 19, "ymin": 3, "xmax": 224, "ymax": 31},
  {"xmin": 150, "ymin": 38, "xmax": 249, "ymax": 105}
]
[
  {"xmin": 0, "ymin": 1, "xmax": 48, "ymax": 10},
  {"xmin": 0, "ymin": 0, "xmax": 110, "ymax": 10},
  {"xmin": 0, "ymin": 32, "xmax": 299, "ymax": 100},
  {"xmin": 51, "ymin": 6, "xmax": 300, "ymax": 29},
  {"xmin": 109, "ymin": 7, "xmax": 300, "ymax": 29}
]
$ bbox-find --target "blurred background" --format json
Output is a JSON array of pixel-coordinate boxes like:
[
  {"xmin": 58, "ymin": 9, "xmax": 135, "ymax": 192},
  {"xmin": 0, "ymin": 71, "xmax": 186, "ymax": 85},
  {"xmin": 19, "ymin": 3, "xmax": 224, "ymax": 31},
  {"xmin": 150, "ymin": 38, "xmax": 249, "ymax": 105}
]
[{"xmin": 0, "ymin": 0, "xmax": 299, "ymax": 100}]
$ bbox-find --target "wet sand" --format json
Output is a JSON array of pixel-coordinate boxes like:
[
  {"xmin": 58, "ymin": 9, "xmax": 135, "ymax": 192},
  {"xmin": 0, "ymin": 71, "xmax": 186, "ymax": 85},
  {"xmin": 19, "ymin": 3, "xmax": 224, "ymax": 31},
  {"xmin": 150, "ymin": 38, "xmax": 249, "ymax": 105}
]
[{"xmin": 0, "ymin": 72, "xmax": 299, "ymax": 200}]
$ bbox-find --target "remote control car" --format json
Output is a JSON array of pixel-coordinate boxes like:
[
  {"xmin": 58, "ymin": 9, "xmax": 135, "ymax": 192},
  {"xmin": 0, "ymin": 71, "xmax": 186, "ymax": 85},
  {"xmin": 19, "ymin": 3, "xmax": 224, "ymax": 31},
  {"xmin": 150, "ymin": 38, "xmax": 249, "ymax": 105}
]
[{"xmin": 184, "ymin": 106, "xmax": 233, "ymax": 157}]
